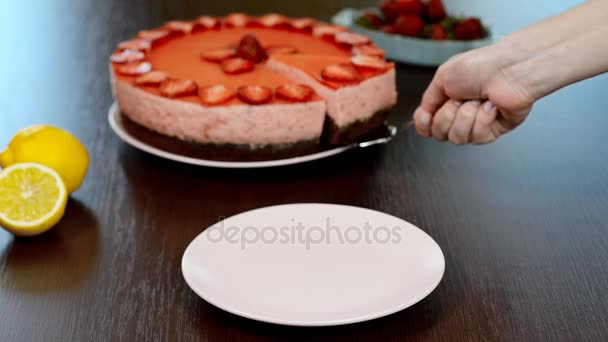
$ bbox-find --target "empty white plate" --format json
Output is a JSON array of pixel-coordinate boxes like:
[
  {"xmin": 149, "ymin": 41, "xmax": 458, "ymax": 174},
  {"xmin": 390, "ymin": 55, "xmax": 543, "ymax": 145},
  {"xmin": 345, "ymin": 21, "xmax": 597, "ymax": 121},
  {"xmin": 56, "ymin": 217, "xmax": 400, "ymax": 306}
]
[{"xmin": 182, "ymin": 204, "xmax": 445, "ymax": 326}]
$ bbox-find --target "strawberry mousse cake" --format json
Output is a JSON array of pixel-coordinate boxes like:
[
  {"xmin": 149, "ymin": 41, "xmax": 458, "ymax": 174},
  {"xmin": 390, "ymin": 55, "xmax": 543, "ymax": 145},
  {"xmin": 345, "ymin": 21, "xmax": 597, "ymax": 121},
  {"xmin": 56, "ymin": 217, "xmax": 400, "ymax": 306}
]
[{"xmin": 110, "ymin": 13, "xmax": 397, "ymax": 156}]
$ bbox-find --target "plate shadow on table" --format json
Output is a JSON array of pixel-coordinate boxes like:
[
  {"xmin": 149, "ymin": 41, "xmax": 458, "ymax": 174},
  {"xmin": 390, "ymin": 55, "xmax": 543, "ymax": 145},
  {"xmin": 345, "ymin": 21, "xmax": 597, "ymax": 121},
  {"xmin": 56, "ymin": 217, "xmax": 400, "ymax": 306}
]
[{"xmin": 0, "ymin": 200, "xmax": 100, "ymax": 292}]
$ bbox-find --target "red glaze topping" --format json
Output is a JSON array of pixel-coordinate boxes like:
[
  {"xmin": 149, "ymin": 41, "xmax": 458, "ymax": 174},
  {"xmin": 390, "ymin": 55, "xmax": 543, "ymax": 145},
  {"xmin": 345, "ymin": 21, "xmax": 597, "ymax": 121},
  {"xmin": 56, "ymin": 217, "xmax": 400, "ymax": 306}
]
[
  {"xmin": 275, "ymin": 83, "xmax": 314, "ymax": 102},
  {"xmin": 235, "ymin": 34, "xmax": 268, "ymax": 63},
  {"xmin": 265, "ymin": 45, "xmax": 299, "ymax": 55},
  {"xmin": 111, "ymin": 49, "xmax": 146, "ymax": 64},
  {"xmin": 117, "ymin": 61, "xmax": 152, "ymax": 76},
  {"xmin": 352, "ymin": 45, "xmax": 385, "ymax": 58},
  {"xmin": 224, "ymin": 13, "xmax": 250, "ymax": 28},
  {"xmin": 351, "ymin": 55, "xmax": 388, "ymax": 71},
  {"xmin": 160, "ymin": 79, "xmax": 198, "ymax": 98},
  {"xmin": 321, "ymin": 63, "xmax": 361, "ymax": 83},
  {"xmin": 200, "ymin": 47, "xmax": 236, "ymax": 63},
  {"xmin": 221, "ymin": 57, "xmax": 255, "ymax": 74},
  {"xmin": 257, "ymin": 14, "xmax": 289, "ymax": 28},
  {"xmin": 165, "ymin": 21, "xmax": 194, "ymax": 35},
  {"xmin": 118, "ymin": 38, "xmax": 151, "ymax": 52},
  {"xmin": 194, "ymin": 16, "xmax": 221, "ymax": 31},
  {"xmin": 138, "ymin": 29, "xmax": 171, "ymax": 45},
  {"xmin": 237, "ymin": 85, "xmax": 273, "ymax": 105},
  {"xmin": 290, "ymin": 18, "xmax": 316, "ymax": 31},
  {"xmin": 334, "ymin": 32, "xmax": 371, "ymax": 46},
  {"xmin": 199, "ymin": 85, "xmax": 237, "ymax": 105},
  {"xmin": 135, "ymin": 71, "xmax": 169, "ymax": 86}
]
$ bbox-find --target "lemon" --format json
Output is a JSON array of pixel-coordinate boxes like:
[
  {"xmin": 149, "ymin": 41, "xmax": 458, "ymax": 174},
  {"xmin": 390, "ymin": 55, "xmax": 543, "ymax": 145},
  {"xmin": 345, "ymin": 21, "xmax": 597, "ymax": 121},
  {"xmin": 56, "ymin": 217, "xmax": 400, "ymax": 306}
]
[
  {"xmin": 0, "ymin": 163, "xmax": 68, "ymax": 236},
  {"xmin": 0, "ymin": 125, "xmax": 89, "ymax": 194}
]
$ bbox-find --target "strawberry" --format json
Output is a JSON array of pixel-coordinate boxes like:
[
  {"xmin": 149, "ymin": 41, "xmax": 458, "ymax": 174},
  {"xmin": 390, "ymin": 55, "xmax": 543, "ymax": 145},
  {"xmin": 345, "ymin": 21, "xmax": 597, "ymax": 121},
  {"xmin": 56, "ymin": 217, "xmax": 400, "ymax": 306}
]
[
  {"xmin": 430, "ymin": 24, "xmax": 447, "ymax": 40},
  {"xmin": 275, "ymin": 84, "xmax": 314, "ymax": 102},
  {"xmin": 137, "ymin": 29, "xmax": 171, "ymax": 46},
  {"xmin": 351, "ymin": 55, "xmax": 388, "ymax": 71},
  {"xmin": 199, "ymin": 85, "xmax": 236, "ymax": 105},
  {"xmin": 454, "ymin": 18, "xmax": 484, "ymax": 40},
  {"xmin": 380, "ymin": 0, "xmax": 400, "ymax": 24},
  {"xmin": 237, "ymin": 85, "xmax": 273, "ymax": 105},
  {"xmin": 194, "ymin": 16, "xmax": 221, "ymax": 31},
  {"xmin": 427, "ymin": 0, "xmax": 447, "ymax": 22},
  {"xmin": 265, "ymin": 45, "xmax": 299, "ymax": 55},
  {"xmin": 257, "ymin": 13, "xmax": 289, "ymax": 28},
  {"xmin": 321, "ymin": 63, "xmax": 361, "ymax": 83},
  {"xmin": 118, "ymin": 38, "xmax": 151, "ymax": 52},
  {"xmin": 313, "ymin": 24, "xmax": 347, "ymax": 39},
  {"xmin": 381, "ymin": 25, "xmax": 397, "ymax": 34},
  {"xmin": 221, "ymin": 57, "xmax": 255, "ymax": 74},
  {"xmin": 395, "ymin": 0, "xmax": 424, "ymax": 16},
  {"xmin": 110, "ymin": 49, "xmax": 145, "ymax": 64},
  {"xmin": 164, "ymin": 21, "xmax": 194, "ymax": 35},
  {"xmin": 200, "ymin": 47, "xmax": 236, "ymax": 63},
  {"xmin": 135, "ymin": 71, "xmax": 168, "ymax": 86},
  {"xmin": 224, "ymin": 13, "xmax": 250, "ymax": 28},
  {"xmin": 394, "ymin": 15, "xmax": 424, "ymax": 37},
  {"xmin": 117, "ymin": 61, "xmax": 152, "ymax": 76},
  {"xmin": 235, "ymin": 34, "xmax": 268, "ymax": 63},
  {"xmin": 160, "ymin": 79, "xmax": 198, "ymax": 98},
  {"xmin": 352, "ymin": 45, "xmax": 385, "ymax": 58},
  {"xmin": 334, "ymin": 32, "xmax": 371, "ymax": 46},
  {"xmin": 290, "ymin": 18, "xmax": 316, "ymax": 31},
  {"xmin": 359, "ymin": 10, "xmax": 384, "ymax": 29}
]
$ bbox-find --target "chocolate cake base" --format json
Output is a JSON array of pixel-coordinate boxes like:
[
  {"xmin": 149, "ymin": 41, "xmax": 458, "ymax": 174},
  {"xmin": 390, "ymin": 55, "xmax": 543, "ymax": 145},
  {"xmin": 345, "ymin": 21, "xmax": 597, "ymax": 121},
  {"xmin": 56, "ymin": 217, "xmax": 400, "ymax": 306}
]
[
  {"xmin": 119, "ymin": 108, "xmax": 394, "ymax": 162},
  {"xmin": 323, "ymin": 109, "xmax": 392, "ymax": 146}
]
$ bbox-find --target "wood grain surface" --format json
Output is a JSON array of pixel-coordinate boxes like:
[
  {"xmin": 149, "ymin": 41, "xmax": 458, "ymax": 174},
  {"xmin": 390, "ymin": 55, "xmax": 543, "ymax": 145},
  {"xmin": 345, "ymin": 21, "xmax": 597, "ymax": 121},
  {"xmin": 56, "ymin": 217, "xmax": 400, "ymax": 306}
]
[{"xmin": 1, "ymin": 0, "xmax": 608, "ymax": 341}]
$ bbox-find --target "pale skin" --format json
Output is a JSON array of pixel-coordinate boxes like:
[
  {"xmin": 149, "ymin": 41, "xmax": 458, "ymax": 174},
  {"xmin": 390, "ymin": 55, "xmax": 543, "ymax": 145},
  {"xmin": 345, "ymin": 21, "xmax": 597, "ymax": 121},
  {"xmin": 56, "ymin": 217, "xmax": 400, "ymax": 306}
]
[{"xmin": 414, "ymin": 0, "xmax": 608, "ymax": 144}]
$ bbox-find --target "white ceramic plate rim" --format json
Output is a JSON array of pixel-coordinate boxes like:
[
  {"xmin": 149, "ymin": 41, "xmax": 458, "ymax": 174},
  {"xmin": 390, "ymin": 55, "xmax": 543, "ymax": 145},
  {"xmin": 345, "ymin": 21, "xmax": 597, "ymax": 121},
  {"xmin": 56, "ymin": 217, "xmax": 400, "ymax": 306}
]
[
  {"xmin": 108, "ymin": 102, "xmax": 353, "ymax": 169},
  {"xmin": 181, "ymin": 203, "xmax": 445, "ymax": 326}
]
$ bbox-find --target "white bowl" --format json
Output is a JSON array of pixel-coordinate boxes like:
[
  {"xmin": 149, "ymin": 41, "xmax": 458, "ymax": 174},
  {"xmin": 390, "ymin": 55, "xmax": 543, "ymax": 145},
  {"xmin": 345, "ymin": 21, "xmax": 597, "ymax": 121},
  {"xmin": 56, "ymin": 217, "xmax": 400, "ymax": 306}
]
[{"xmin": 332, "ymin": 8, "xmax": 495, "ymax": 67}]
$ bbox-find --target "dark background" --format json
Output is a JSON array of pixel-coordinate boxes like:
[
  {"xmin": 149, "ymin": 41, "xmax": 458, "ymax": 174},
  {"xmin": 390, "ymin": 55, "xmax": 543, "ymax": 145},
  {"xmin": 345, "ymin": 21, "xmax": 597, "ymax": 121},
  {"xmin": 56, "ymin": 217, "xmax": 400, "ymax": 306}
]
[{"xmin": 1, "ymin": 0, "xmax": 608, "ymax": 341}]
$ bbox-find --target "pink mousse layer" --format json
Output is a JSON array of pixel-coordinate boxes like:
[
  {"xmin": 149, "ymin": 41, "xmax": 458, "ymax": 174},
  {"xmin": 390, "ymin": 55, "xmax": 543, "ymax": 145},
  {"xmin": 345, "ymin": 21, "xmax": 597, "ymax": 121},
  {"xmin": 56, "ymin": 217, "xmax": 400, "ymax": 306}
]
[
  {"xmin": 111, "ymin": 76, "xmax": 327, "ymax": 146},
  {"xmin": 267, "ymin": 59, "xmax": 397, "ymax": 127}
]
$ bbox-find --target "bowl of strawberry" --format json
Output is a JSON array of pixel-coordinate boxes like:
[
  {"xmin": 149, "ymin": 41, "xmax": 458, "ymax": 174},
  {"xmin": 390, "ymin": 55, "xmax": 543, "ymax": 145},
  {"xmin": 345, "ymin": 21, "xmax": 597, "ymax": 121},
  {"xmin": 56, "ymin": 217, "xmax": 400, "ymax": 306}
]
[{"xmin": 332, "ymin": 0, "xmax": 493, "ymax": 66}]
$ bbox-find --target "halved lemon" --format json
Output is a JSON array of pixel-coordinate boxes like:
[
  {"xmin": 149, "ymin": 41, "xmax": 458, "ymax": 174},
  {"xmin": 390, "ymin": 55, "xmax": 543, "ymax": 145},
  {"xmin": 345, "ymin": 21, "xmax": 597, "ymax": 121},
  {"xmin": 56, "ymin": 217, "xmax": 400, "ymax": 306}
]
[{"xmin": 0, "ymin": 163, "xmax": 68, "ymax": 236}]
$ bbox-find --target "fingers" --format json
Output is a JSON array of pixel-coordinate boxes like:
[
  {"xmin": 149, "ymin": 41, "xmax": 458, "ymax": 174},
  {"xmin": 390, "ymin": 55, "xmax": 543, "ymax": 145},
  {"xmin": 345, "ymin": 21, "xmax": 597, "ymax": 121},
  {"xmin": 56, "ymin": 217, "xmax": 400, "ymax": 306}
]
[
  {"xmin": 413, "ymin": 107, "xmax": 432, "ymax": 137},
  {"xmin": 472, "ymin": 101, "xmax": 499, "ymax": 144},
  {"xmin": 414, "ymin": 72, "xmax": 449, "ymax": 137},
  {"xmin": 448, "ymin": 101, "xmax": 481, "ymax": 144},
  {"xmin": 431, "ymin": 100, "xmax": 462, "ymax": 141}
]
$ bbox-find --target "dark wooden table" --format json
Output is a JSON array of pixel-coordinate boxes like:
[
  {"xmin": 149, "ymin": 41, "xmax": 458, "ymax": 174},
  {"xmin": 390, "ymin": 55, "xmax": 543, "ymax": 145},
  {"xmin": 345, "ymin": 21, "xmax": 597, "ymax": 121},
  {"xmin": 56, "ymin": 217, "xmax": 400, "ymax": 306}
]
[{"xmin": 1, "ymin": 0, "xmax": 608, "ymax": 341}]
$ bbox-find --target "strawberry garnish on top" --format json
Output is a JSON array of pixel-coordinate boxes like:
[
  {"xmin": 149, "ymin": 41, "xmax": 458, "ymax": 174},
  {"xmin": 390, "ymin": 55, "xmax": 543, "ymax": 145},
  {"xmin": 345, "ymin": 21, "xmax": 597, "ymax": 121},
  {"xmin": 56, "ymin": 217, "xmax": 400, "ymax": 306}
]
[
  {"xmin": 135, "ymin": 71, "xmax": 168, "ymax": 86},
  {"xmin": 164, "ymin": 21, "xmax": 194, "ymax": 35},
  {"xmin": 118, "ymin": 38, "xmax": 151, "ymax": 52},
  {"xmin": 111, "ymin": 49, "xmax": 146, "ymax": 64},
  {"xmin": 194, "ymin": 16, "xmax": 221, "ymax": 32},
  {"xmin": 334, "ymin": 32, "xmax": 371, "ymax": 46},
  {"xmin": 352, "ymin": 45, "xmax": 385, "ymax": 59},
  {"xmin": 394, "ymin": 15, "xmax": 424, "ymax": 37},
  {"xmin": 199, "ymin": 85, "xmax": 237, "ymax": 106},
  {"xmin": 290, "ymin": 18, "xmax": 316, "ymax": 31},
  {"xmin": 160, "ymin": 79, "xmax": 198, "ymax": 98},
  {"xmin": 237, "ymin": 85, "xmax": 274, "ymax": 105},
  {"xmin": 224, "ymin": 13, "xmax": 251, "ymax": 28},
  {"xmin": 137, "ymin": 29, "xmax": 171, "ymax": 46},
  {"xmin": 321, "ymin": 63, "xmax": 361, "ymax": 83},
  {"xmin": 117, "ymin": 61, "xmax": 152, "ymax": 76},
  {"xmin": 257, "ymin": 14, "xmax": 289, "ymax": 28},
  {"xmin": 427, "ymin": 0, "xmax": 447, "ymax": 22},
  {"xmin": 454, "ymin": 18, "xmax": 484, "ymax": 40},
  {"xmin": 275, "ymin": 84, "xmax": 315, "ymax": 103},
  {"xmin": 351, "ymin": 55, "xmax": 388, "ymax": 71},
  {"xmin": 221, "ymin": 57, "xmax": 255, "ymax": 74},
  {"xmin": 313, "ymin": 24, "xmax": 348, "ymax": 39},
  {"xmin": 235, "ymin": 34, "xmax": 268, "ymax": 63}
]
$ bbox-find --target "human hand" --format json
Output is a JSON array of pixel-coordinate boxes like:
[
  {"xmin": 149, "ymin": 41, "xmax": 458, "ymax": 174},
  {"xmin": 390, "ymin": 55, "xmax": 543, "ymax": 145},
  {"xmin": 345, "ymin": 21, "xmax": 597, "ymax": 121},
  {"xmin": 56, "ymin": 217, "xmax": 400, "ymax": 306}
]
[{"xmin": 413, "ymin": 45, "xmax": 536, "ymax": 144}]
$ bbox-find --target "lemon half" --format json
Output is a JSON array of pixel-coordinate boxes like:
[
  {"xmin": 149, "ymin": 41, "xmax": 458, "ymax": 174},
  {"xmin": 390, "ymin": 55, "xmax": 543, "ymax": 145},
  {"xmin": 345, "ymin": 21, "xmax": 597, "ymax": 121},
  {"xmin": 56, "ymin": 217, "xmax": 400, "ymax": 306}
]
[
  {"xmin": 0, "ymin": 163, "xmax": 68, "ymax": 236},
  {"xmin": 0, "ymin": 125, "xmax": 89, "ymax": 194}
]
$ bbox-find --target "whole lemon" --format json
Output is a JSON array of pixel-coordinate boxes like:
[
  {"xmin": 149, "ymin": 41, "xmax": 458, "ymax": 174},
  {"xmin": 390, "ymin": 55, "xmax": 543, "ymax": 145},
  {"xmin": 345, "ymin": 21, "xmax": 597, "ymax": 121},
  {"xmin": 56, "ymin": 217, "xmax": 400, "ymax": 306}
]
[{"xmin": 0, "ymin": 125, "xmax": 89, "ymax": 194}]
